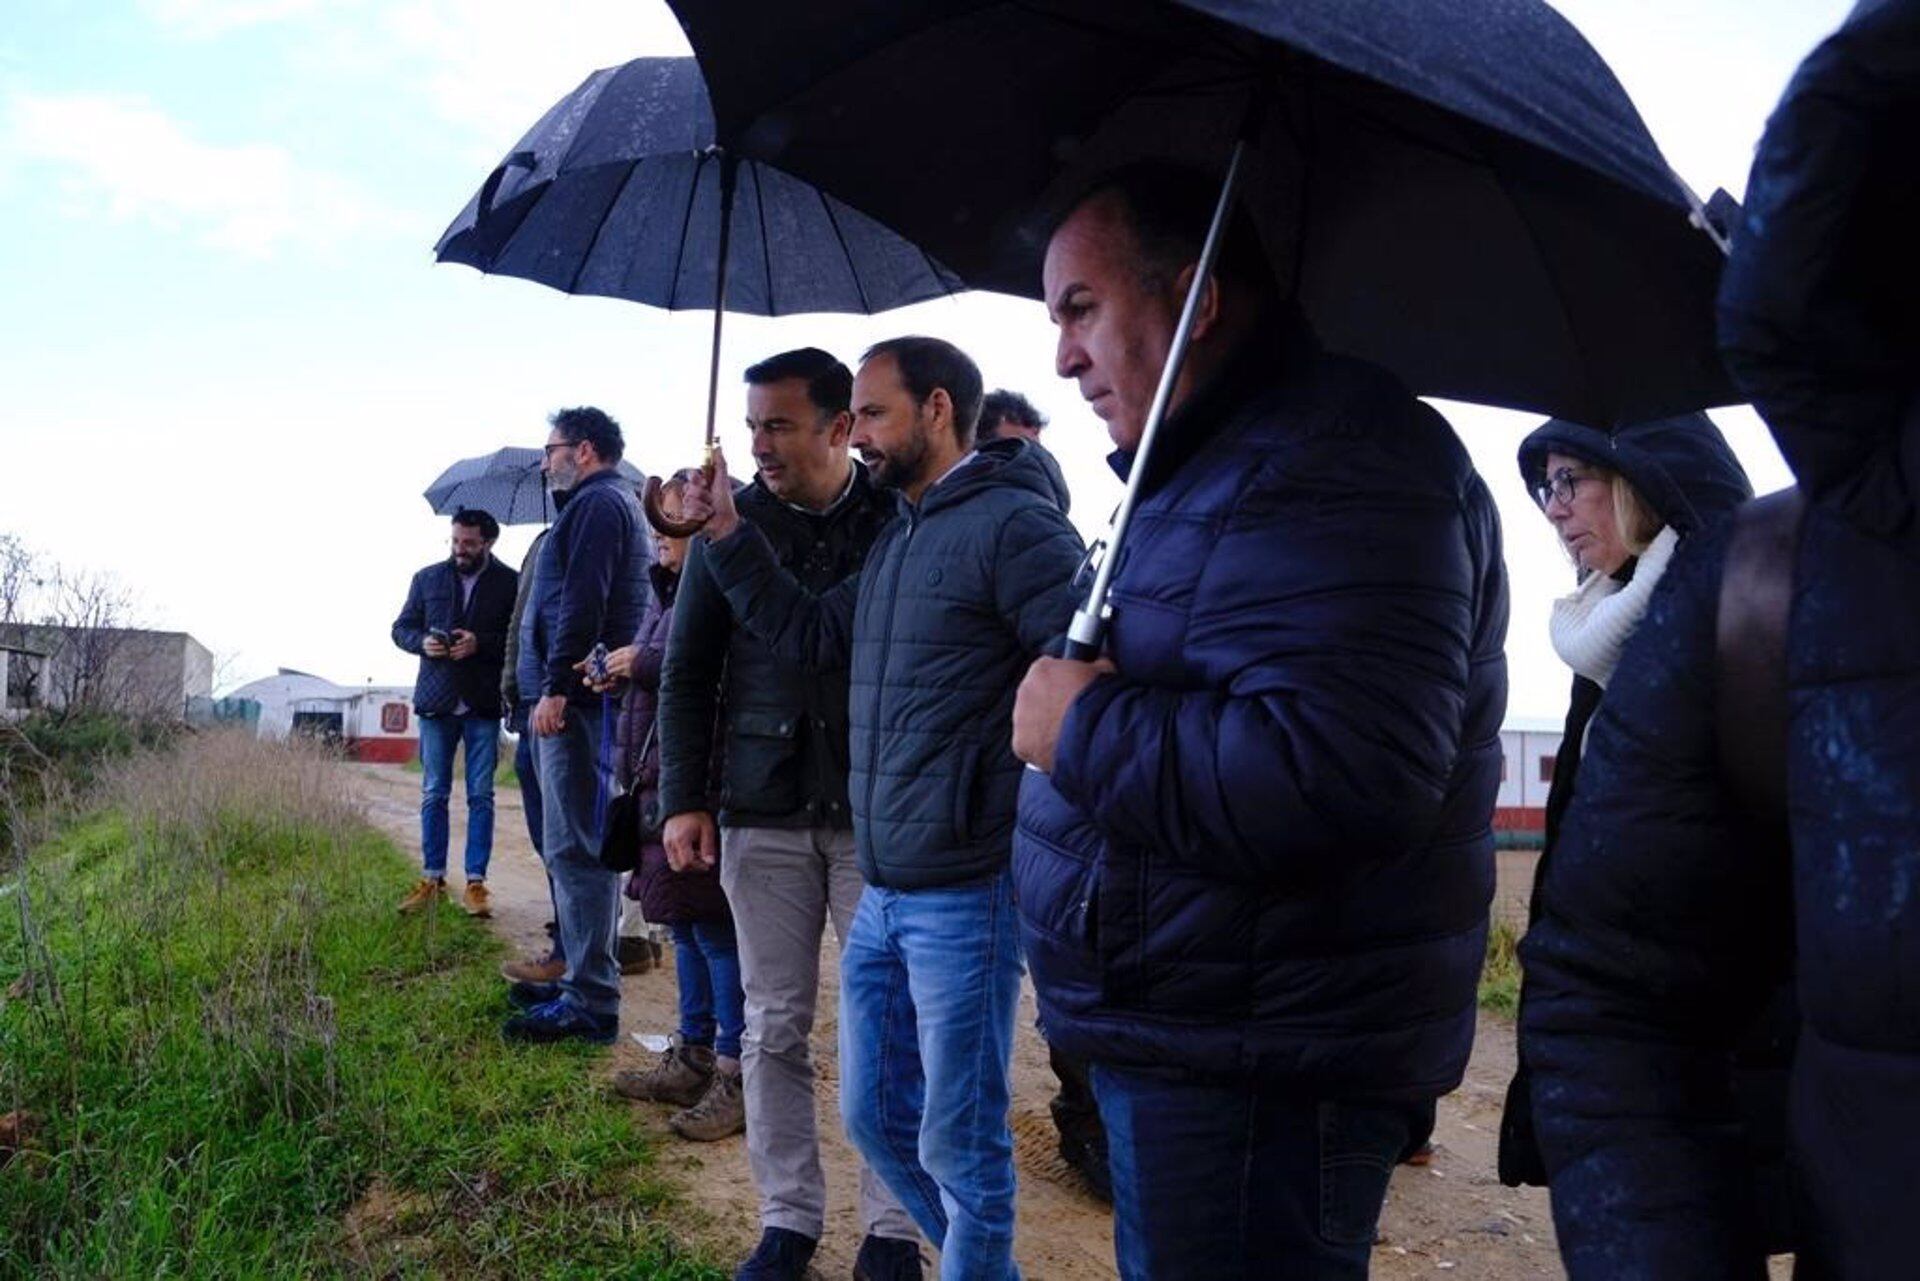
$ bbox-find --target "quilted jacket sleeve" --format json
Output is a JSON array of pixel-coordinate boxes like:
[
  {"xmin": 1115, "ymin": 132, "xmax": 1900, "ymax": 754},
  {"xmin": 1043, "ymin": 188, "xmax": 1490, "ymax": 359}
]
[
  {"xmin": 1519, "ymin": 526, "xmax": 1784, "ymax": 1279},
  {"xmin": 1049, "ymin": 428, "xmax": 1482, "ymax": 884},
  {"xmin": 391, "ymin": 568, "xmax": 428, "ymax": 655},
  {"xmin": 992, "ymin": 504, "xmax": 1086, "ymax": 656}
]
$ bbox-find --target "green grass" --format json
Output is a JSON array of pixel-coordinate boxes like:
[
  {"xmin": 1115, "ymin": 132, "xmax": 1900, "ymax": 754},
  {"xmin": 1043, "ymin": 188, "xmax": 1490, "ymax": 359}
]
[
  {"xmin": 1479, "ymin": 914, "xmax": 1524, "ymax": 1017},
  {"xmin": 0, "ymin": 734, "xmax": 718, "ymax": 1280}
]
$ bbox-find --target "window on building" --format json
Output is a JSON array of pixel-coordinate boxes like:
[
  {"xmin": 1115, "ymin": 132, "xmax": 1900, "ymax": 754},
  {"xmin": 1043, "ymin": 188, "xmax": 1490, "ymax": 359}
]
[{"xmin": 1539, "ymin": 754, "xmax": 1557, "ymax": 783}]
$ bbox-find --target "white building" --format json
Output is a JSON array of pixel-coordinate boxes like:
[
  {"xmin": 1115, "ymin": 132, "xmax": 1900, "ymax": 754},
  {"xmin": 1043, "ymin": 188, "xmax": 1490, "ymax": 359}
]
[{"xmin": 227, "ymin": 670, "xmax": 419, "ymax": 763}]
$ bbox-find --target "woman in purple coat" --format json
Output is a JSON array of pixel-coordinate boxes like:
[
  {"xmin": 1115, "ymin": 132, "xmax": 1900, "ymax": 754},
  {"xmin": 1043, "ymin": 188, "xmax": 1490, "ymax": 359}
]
[{"xmin": 607, "ymin": 472, "xmax": 745, "ymax": 1142}]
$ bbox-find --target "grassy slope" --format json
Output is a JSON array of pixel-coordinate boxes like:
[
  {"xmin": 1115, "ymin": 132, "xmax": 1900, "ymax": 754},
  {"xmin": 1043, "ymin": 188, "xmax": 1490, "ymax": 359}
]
[{"xmin": 0, "ymin": 735, "xmax": 718, "ymax": 1280}]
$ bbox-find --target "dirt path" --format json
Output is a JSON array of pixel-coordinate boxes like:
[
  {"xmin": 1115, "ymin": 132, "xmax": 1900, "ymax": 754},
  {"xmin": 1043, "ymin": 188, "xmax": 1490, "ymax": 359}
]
[{"xmin": 348, "ymin": 763, "xmax": 1566, "ymax": 1279}]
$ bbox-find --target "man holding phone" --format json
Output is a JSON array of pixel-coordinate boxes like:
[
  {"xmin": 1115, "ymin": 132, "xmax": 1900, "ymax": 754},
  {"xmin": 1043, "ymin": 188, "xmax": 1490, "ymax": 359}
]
[{"xmin": 391, "ymin": 507, "xmax": 518, "ymax": 916}]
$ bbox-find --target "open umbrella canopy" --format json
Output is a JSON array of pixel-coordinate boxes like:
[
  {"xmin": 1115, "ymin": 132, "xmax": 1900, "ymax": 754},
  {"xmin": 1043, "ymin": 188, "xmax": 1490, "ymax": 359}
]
[
  {"xmin": 424, "ymin": 447, "xmax": 645, "ymax": 526},
  {"xmin": 434, "ymin": 56, "xmax": 963, "ymax": 316},
  {"xmin": 667, "ymin": 0, "xmax": 1736, "ymax": 427}
]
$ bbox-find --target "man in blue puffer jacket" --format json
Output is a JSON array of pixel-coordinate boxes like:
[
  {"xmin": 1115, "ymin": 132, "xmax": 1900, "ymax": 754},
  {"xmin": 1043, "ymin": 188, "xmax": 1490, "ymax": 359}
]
[
  {"xmin": 680, "ymin": 336, "xmax": 1085, "ymax": 1281},
  {"xmin": 1521, "ymin": 4, "xmax": 1920, "ymax": 1276},
  {"xmin": 1010, "ymin": 167, "xmax": 1510, "ymax": 1280}
]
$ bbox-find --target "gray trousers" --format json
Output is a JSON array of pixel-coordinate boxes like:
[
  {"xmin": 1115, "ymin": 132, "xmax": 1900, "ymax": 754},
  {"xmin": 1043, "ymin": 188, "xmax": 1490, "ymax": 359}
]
[
  {"xmin": 537, "ymin": 704, "xmax": 621, "ymax": 1018},
  {"xmin": 720, "ymin": 825, "xmax": 917, "ymax": 1242}
]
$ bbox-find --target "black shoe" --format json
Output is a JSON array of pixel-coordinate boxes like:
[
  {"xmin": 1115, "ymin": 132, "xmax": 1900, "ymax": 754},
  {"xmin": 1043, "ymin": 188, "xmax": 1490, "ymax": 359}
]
[
  {"xmin": 507, "ymin": 979, "xmax": 561, "ymax": 1011},
  {"xmin": 500, "ymin": 998, "xmax": 618, "ymax": 1046},
  {"xmin": 735, "ymin": 1226, "xmax": 818, "ymax": 1280},
  {"xmin": 853, "ymin": 1233, "xmax": 924, "ymax": 1281},
  {"xmin": 1060, "ymin": 1130, "xmax": 1113, "ymax": 1204}
]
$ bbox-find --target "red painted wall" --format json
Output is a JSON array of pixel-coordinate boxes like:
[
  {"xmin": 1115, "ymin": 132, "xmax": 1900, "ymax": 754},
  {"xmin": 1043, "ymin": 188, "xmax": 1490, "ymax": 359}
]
[{"xmin": 348, "ymin": 737, "xmax": 418, "ymax": 764}]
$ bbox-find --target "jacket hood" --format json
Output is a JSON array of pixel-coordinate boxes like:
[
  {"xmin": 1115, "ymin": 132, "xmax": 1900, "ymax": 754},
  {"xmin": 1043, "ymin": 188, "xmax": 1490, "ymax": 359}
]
[
  {"xmin": 1518, "ymin": 412, "xmax": 1753, "ymax": 534},
  {"xmin": 922, "ymin": 437, "xmax": 1066, "ymax": 514}
]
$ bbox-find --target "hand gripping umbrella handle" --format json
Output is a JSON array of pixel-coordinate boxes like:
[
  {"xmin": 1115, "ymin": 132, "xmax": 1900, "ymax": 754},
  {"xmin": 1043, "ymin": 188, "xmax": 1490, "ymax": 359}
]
[
  {"xmin": 1065, "ymin": 136, "xmax": 1252, "ymax": 659},
  {"xmin": 642, "ymin": 442, "xmax": 716, "ymax": 538}
]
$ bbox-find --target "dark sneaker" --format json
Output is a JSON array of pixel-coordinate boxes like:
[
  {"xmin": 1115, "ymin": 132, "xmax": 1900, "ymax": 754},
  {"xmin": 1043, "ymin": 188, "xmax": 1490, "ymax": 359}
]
[
  {"xmin": 735, "ymin": 1226, "xmax": 817, "ymax": 1280},
  {"xmin": 853, "ymin": 1233, "xmax": 925, "ymax": 1281},
  {"xmin": 507, "ymin": 980, "xmax": 561, "ymax": 1011},
  {"xmin": 1060, "ymin": 1130, "xmax": 1113, "ymax": 1204},
  {"xmin": 501, "ymin": 998, "xmax": 617, "ymax": 1046},
  {"xmin": 612, "ymin": 1038, "xmax": 715, "ymax": 1107},
  {"xmin": 669, "ymin": 1069, "xmax": 745, "ymax": 1142}
]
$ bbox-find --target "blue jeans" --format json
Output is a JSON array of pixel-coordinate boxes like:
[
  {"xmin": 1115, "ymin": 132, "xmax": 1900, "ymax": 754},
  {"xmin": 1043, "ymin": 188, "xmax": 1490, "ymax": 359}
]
[
  {"xmin": 671, "ymin": 921, "xmax": 745, "ymax": 1061},
  {"xmin": 417, "ymin": 713, "xmax": 498, "ymax": 880},
  {"xmin": 512, "ymin": 714, "xmax": 544, "ymax": 859},
  {"xmin": 535, "ymin": 703, "xmax": 621, "ymax": 1018},
  {"xmin": 1091, "ymin": 1065, "xmax": 1434, "ymax": 1281},
  {"xmin": 839, "ymin": 873, "xmax": 1024, "ymax": 1281}
]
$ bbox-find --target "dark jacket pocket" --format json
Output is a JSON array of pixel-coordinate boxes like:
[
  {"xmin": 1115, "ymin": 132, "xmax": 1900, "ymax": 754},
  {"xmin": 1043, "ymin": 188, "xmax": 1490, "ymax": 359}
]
[{"xmin": 722, "ymin": 707, "xmax": 802, "ymax": 816}]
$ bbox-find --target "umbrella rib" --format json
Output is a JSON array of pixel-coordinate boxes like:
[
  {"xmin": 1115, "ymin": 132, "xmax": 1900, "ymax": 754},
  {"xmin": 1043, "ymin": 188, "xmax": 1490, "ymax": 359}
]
[
  {"xmin": 815, "ymin": 187, "xmax": 874, "ymax": 314},
  {"xmin": 565, "ymin": 160, "xmax": 644, "ymax": 296},
  {"xmin": 665, "ymin": 149, "xmax": 707, "ymax": 312},
  {"xmin": 751, "ymin": 162, "xmax": 776, "ymax": 315}
]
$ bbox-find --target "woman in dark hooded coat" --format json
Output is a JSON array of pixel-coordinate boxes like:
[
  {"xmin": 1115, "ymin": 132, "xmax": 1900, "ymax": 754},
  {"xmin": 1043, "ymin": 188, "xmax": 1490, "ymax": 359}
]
[
  {"xmin": 1498, "ymin": 411, "xmax": 1752, "ymax": 1186},
  {"xmin": 1522, "ymin": 4, "xmax": 1920, "ymax": 1273}
]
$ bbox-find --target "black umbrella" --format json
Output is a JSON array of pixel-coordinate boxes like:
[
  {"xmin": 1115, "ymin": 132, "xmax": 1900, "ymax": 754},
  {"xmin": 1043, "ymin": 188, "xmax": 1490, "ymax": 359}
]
[
  {"xmin": 423, "ymin": 447, "xmax": 646, "ymax": 526},
  {"xmin": 435, "ymin": 56, "xmax": 964, "ymax": 533},
  {"xmin": 668, "ymin": 0, "xmax": 1736, "ymax": 653}
]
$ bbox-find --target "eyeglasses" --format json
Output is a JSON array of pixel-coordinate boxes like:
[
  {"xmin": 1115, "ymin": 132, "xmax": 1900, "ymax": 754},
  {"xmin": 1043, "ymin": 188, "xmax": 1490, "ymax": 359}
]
[
  {"xmin": 542, "ymin": 441, "xmax": 577, "ymax": 457},
  {"xmin": 1534, "ymin": 467, "xmax": 1594, "ymax": 510}
]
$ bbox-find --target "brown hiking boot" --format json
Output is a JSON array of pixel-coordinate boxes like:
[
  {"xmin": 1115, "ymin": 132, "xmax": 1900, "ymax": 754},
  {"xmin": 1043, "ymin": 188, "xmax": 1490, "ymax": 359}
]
[
  {"xmin": 461, "ymin": 881, "xmax": 493, "ymax": 918},
  {"xmin": 617, "ymin": 935, "xmax": 662, "ymax": 975},
  {"xmin": 499, "ymin": 949, "xmax": 565, "ymax": 984},
  {"xmin": 397, "ymin": 878, "xmax": 445, "ymax": 914},
  {"xmin": 612, "ymin": 1039, "xmax": 715, "ymax": 1107},
  {"xmin": 669, "ymin": 1067, "xmax": 745, "ymax": 1142}
]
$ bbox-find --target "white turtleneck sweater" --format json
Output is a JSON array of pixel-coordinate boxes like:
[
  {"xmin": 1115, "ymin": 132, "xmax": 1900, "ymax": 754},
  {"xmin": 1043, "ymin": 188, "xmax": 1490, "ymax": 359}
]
[{"xmin": 1549, "ymin": 524, "xmax": 1681, "ymax": 690}]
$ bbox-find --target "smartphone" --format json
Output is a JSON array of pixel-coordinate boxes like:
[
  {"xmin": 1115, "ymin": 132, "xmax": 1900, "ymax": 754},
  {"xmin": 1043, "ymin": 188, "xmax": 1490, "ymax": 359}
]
[{"xmin": 586, "ymin": 642, "xmax": 610, "ymax": 684}]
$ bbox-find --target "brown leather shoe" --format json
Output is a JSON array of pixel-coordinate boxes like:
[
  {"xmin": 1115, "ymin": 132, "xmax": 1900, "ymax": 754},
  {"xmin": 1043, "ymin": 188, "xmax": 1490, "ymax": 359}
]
[
  {"xmin": 461, "ymin": 881, "xmax": 493, "ymax": 918},
  {"xmin": 499, "ymin": 950, "xmax": 565, "ymax": 984},
  {"xmin": 397, "ymin": 878, "xmax": 445, "ymax": 914},
  {"xmin": 669, "ymin": 1068, "xmax": 745, "ymax": 1142}
]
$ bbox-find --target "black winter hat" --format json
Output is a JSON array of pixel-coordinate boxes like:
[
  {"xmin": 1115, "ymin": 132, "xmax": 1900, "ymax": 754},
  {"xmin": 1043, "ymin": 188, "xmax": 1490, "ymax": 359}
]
[{"xmin": 1517, "ymin": 411, "xmax": 1753, "ymax": 534}]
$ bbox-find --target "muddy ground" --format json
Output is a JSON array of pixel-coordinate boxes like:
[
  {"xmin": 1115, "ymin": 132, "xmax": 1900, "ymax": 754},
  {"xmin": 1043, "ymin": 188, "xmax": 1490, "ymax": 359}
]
[{"xmin": 350, "ymin": 763, "xmax": 1566, "ymax": 1279}]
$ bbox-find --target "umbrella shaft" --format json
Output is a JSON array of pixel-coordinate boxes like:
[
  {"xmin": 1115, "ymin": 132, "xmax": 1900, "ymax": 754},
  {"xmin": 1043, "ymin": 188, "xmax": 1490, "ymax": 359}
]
[
  {"xmin": 1067, "ymin": 139, "xmax": 1250, "ymax": 655},
  {"xmin": 705, "ymin": 152, "xmax": 739, "ymax": 447}
]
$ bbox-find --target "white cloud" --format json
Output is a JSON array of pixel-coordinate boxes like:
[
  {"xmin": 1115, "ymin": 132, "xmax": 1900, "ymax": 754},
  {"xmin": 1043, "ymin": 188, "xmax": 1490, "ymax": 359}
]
[
  {"xmin": 2, "ymin": 89, "xmax": 404, "ymax": 256},
  {"xmin": 371, "ymin": 0, "xmax": 692, "ymax": 149}
]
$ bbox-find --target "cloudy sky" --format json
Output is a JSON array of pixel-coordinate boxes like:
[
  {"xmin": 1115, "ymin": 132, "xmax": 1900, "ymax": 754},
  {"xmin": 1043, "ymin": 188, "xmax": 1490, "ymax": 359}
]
[{"xmin": 0, "ymin": 0, "xmax": 1850, "ymax": 718}]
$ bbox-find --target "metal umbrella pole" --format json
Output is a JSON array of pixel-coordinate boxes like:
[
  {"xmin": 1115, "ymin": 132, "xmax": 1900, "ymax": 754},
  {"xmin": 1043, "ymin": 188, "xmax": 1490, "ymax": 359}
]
[
  {"xmin": 1063, "ymin": 138, "xmax": 1251, "ymax": 660},
  {"xmin": 643, "ymin": 146, "xmax": 738, "ymax": 536}
]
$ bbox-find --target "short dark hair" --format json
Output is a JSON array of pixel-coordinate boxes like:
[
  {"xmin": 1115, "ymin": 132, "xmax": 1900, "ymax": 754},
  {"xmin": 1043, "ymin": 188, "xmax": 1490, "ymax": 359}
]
[
  {"xmin": 744, "ymin": 347, "xmax": 853, "ymax": 419},
  {"xmin": 976, "ymin": 389, "xmax": 1048, "ymax": 443},
  {"xmin": 861, "ymin": 336, "xmax": 984, "ymax": 443},
  {"xmin": 548, "ymin": 405, "xmax": 624, "ymax": 463},
  {"xmin": 452, "ymin": 508, "xmax": 500, "ymax": 542},
  {"xmin": 1061, "ymin": 161, "xmax": 1277, "ymax": 300}
]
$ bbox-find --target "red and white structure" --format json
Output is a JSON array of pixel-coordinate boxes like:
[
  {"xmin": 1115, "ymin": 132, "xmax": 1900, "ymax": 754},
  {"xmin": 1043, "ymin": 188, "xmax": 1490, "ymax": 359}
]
[
  {"xmin": 1495, "ymin": 715, "xmax": 1563, "ymax": 841},
  {"xmin": 227, "ymin": 670, "xmax": 420, "ymax": 763}
]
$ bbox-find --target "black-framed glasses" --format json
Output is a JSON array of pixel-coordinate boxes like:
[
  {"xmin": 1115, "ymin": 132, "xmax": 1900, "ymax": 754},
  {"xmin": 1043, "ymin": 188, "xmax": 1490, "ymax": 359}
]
[
  {"xmin": 1534, "ymin": 467, "xmax": 1594, "ymax": 510},
  {"xmin": 542, "ymin": 440, "xmax": 577, "ymax": 455}
]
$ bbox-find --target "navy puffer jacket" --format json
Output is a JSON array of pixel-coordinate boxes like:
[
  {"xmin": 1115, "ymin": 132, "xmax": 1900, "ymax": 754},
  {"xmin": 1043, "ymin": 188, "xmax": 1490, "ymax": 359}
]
[
  {"xmin": 1523, "ymin": 5, "xmax": 1920, "ymax": 1276},
  {"xmin": 1015, "ymin": 315, "xmax": 1510, "ymax": 1098},
  {"xmin": 701, "ymin": 438, "xmax": 1085, "ymax": 889}
]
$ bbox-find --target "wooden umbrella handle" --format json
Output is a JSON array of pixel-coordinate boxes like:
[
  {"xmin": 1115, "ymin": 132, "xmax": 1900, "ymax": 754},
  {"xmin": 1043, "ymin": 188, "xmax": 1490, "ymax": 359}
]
[{"xmin": 641, "ymin": 447, "xmax": 714, "ymax": 537}]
